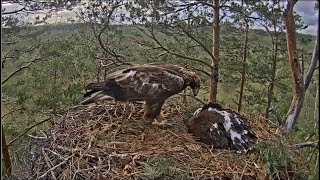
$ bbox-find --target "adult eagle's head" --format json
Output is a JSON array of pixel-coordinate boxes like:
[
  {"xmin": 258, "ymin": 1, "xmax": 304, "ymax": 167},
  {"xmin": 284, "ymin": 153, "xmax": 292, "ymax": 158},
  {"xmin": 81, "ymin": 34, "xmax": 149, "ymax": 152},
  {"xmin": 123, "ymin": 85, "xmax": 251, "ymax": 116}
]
[
  {"xmin": 186, "ymin": 71, "xmax": 201, "ymax": 96},
  {"xmin": 81, "ymin": 63, "xmax": 201, "ymax": 125},
  {"xmin": 147, "ymin": 63, "xmax": 201, "ymax": 96}
]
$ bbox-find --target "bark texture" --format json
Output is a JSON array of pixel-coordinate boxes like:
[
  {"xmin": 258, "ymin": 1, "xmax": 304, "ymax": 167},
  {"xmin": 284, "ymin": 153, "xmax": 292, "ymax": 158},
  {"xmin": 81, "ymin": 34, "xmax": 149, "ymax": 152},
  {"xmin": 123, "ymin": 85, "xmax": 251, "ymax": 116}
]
[
  {"xmin": 238, "ymin": 22, "xmax": 249, "ymax": 112},
  {"xmin": 209, "ymin": 0, "xmax": 220, "ymax": 103},
  {"xmin": 2, "ymin": 125, "xmax": 12, "ymax": 175},
  {"xmin": 282, "ymin": 0, "xmax": 305, "ymax": 136}
]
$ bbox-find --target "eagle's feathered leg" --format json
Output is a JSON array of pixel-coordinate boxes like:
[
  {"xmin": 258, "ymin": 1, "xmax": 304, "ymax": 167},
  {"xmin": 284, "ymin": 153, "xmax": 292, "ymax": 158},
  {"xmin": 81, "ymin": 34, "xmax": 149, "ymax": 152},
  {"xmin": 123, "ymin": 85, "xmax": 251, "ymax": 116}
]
[
  {"xmin": 143, "ymin": 100, "xmax": 170, "ymax": 126},
  {"xmin": 142, "ymin": 101, "xmax": 153, "ymax": 122},
  {"xmin": 152, "ymin": 113, "xmax": 169, "ymax": 125}
]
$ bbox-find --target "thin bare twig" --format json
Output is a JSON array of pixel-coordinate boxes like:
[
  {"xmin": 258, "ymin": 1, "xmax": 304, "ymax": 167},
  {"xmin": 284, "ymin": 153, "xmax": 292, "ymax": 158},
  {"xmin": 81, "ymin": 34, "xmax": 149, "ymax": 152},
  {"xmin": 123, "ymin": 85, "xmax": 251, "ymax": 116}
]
[
  {"xmin": 39, "ymin": 154, "xmax": 75, "ymax": 179},
  {"xmin": 2, "ymin": 56, "xmax": 47, "ymax": 85},
  {"xmin": 304, "ymin": 26, "xmax": 319, "ymax": 91},
  {"xmin": 178, "ymin": 93, "xmax": 205, "ymax": 105},
  {"xmin": 135, "ymin": 26, "xmax": 213, "ymax": 69},
  {"xmin": 6, "ymin": 117, "xmax": 52, "ymax": 147},
  {"xmin": 42, "ymin": 148, "xmax": 57, "ymax": 180},
  {"xmin": 177, "ymin": 24, "xmax": 215, "ymax": 61}
]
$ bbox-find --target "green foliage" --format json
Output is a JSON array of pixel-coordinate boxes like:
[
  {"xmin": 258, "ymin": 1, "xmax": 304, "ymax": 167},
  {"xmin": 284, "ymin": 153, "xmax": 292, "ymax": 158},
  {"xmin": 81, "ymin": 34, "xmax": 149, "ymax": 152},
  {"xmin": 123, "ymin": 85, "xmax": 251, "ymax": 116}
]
[
  {"xmin": 256, "ymin": 140, "xmax": 308, "ymax": 179},
  {"xmin": 257, "ymin": 140, "xmax": 292, "ymax": 174},
  {"xmin": 139, "ymin": 157, "xmax": 191, "ymax": 180}
]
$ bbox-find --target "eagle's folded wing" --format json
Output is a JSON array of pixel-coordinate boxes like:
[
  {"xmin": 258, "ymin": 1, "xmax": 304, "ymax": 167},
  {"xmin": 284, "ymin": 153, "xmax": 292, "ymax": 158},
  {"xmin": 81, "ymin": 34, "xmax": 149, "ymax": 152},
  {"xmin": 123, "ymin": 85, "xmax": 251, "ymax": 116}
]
[{"xmin": 112, "ymin": 67, "xmax": 185, "ymax": 96}]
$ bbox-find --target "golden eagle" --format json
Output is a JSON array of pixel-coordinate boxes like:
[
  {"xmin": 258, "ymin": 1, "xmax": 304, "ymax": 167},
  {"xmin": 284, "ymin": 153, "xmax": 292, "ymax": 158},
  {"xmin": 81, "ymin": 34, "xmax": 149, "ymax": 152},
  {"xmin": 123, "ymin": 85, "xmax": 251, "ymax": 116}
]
[
  {"xmin": 187, "ymin": 103, "xmax": 257, "ymax": 153},
  {"xmin": 81, "ymin": 63, "xmax": 201, "ymax": 125}
]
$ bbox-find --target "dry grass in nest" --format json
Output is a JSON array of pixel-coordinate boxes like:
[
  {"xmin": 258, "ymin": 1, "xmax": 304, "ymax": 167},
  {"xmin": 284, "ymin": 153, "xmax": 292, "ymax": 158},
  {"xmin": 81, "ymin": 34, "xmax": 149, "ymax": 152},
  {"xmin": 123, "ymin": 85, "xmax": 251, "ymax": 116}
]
[{"xmin": 22, "ymin": 98, "xmax": 297, "ymax": 180}]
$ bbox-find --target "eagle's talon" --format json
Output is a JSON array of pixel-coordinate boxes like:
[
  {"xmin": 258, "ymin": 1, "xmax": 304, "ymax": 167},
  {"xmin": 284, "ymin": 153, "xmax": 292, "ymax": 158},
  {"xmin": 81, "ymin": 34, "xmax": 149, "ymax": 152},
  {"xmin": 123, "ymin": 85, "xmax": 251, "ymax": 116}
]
[
  {"xmin": 151, "ymin": 119, "xmax": 173, "ymax": 127},
  {"xmin": 152, "ymin": 119, "xmax": 167, "ymax": 125}
]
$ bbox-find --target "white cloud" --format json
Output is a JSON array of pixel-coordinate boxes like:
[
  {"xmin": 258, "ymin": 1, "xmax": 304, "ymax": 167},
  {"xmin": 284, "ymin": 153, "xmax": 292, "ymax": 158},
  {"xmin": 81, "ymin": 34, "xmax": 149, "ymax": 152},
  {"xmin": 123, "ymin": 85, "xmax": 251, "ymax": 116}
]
[
  {"xmin": 294, "ymin": 0, "xmax": 318, "ymax": 35},
  {"xmin": 2, "ymin": 1, "xmax": 318, "ymax": 35}
]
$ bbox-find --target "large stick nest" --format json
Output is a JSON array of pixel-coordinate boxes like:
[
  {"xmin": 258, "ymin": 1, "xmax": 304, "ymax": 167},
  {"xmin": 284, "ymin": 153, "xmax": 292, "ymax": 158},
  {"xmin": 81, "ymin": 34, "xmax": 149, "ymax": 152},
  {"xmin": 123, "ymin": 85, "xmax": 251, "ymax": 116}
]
[{"xmin": 21, "ymin": 98, "xmax": 289, "ymax": 179}]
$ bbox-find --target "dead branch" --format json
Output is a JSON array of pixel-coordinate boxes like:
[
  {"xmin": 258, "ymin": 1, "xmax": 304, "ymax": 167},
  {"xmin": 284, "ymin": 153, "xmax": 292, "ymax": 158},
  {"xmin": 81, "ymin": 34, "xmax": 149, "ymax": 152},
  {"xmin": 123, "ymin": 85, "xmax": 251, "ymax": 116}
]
[
  {"xmin": 177, "ymin": 93, "xmax": 205, "ymax": 105},
  {"xmin": 2, "ymin": 56, "xmax": 47, "ymax": 85},
  {"xmin": 291, "ymin": 141, "xmax": 319, "ymax": 149},
  {"xmin": 177, "ymin": 24, "xmax": 215, "ymax": 61},
  {"xmin": 1, "ymin": 107, "xmax": 22, "ymax": 120},
  {"xmin": 6, "ymin": 117, "xmax": 52, "ymax": 147},
  {"xmin": 166, "ymin": 50, "xmax": 213, "ymax": 69},
  {"xmin": 190, "ymin": 67, "xmax": 211, "ymax": 78},
  {"xmin": 1, "ymin": 49, "xmax": 14, "ymax": 69},
  {"xmin": 1, "ymin": 41, "xmax": 18, "ymax": 45},
  {"xmin": 304, "ymin": 26, "xmax": 319, "ymax": 91},
  {"xmin": 42, "ymin": 148, "xmax": 57, "ymax": 180},
  {"xmin": 2, "ymin": 6, "xmax": 28, "ymax": 15},
  {"xmin": 38, "ymin": 154, "xmax": 75, "ymax": 179},
  {"xmin": 135, "ymin": 26, "xmax": 213, "ymax": 69},
  {"xmin": 76, "ymin": 2, "xmax": 131, "ymax": 66},
  {"xmin": 94, "ymin": 2, "xmax": 131, "ymax": 66}
]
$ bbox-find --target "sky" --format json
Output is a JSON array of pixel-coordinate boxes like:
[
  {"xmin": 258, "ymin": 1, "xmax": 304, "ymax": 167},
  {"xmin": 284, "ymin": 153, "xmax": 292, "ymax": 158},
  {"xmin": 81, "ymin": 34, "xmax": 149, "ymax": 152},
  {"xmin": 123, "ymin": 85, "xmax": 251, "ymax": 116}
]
[
  {"xmin": 294, "ymin": 0, "xmax": 319, "ymax": 35},
  {"xmin": 2, "ymin": 1, "xmax": 319, "ymax": 35}
]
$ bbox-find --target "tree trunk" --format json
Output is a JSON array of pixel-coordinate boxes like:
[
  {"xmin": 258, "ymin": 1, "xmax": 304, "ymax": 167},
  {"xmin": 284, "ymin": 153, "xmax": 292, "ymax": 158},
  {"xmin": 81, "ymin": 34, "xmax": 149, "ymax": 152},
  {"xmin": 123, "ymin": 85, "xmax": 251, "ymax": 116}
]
[
  {"xmin": 314, "ymin": 74, "xmax": 319, "ymax": 130},
  {"xmin": 265, "ymin": 83, "xmax": 274, "ymax": 119},
  {"xmin": 209, "ymin": 0, "xmax": 220, "ymax": 103},
  {"xmin": 2, "ymin": 125, "xmax": 12, "ymax": 175},
  {"xmin": 282, "ymin": 0, "xmax": 305, "ymax": 136},
  {"xmin": 265, "ymin": 40, "xmax": 278, "ymax": 119},
  {"xmin": 237, "ymin": 22, "xmax": 249, "ymax": 112}
]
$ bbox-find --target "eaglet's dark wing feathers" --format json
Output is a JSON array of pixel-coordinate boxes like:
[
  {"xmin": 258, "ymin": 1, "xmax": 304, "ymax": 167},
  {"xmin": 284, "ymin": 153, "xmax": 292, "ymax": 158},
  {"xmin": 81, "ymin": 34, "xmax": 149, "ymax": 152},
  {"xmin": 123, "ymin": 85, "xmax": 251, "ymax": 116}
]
[{"xmin": 189, "ymin": 105, "xmax": 258, "ymax": 153}]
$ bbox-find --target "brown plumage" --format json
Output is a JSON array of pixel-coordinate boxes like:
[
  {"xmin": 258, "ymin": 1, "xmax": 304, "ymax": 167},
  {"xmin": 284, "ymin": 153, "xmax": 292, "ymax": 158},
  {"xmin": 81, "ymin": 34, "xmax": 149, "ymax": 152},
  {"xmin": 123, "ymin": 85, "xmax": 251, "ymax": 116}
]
[
  {"xmin": 81, "ymin": 63, "xmax": 201, "ymax": 124},
  {"xmin": 187, "ymin": 103, "xmax": 258, "ymax": 153}
]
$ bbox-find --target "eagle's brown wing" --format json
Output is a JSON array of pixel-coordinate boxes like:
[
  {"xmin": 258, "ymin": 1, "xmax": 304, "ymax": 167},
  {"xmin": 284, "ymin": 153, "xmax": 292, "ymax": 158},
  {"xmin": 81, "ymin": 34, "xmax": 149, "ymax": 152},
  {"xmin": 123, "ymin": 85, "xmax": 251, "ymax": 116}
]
[
  {"xmin": 81, "ymin": 65, "xmax": 186, "ymax": 105},
  {"xmin": 110, "ymin": 66, "xmax": 185, "ymax": 98}
]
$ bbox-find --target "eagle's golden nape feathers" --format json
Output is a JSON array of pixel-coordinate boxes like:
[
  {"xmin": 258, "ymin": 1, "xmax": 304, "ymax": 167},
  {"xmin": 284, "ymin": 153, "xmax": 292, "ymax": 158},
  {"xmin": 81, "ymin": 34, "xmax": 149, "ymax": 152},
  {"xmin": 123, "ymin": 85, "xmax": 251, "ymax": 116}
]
[{"xmin": 80, "ymin": 91, "xmax": 114, "ymax": 105}]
